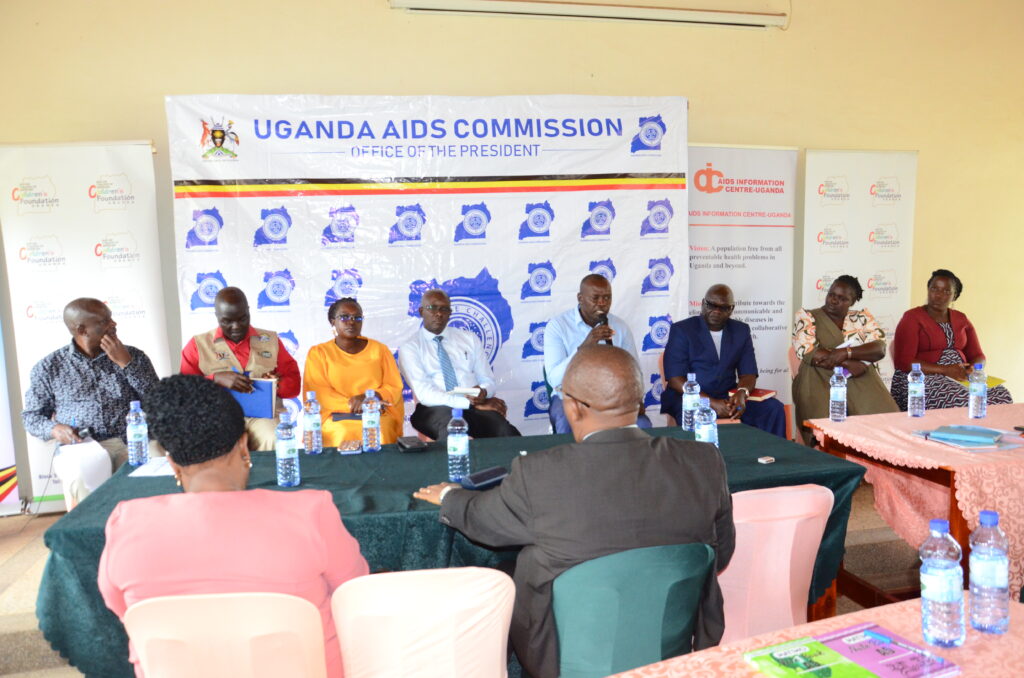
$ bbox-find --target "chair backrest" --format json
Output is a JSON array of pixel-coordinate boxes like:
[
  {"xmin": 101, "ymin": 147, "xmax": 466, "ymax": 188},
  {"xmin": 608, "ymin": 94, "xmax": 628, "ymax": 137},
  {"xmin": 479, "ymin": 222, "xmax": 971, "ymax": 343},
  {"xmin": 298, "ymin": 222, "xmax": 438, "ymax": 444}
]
[
  {"xmin": 718, "ymin": 484, "xmax": 834, "ymax": 643},
  {"xmin": 553, "ymin": 543, "xmax": 714, "ymax": 678},
  {"xmin": 331, "ymin": 567, "xmax": 514, "ymax": 678},
  {"xmin": 123, "ymin": 592, "xmax": 327, "ymax": 678}
]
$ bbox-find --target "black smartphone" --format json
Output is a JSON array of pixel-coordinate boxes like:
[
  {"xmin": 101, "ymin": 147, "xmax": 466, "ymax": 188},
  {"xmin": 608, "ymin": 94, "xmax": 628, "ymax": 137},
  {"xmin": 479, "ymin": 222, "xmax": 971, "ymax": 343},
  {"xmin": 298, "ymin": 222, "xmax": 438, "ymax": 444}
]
[
  {"xmin": 396, "ymin": 436, "xmax": 429, "ymax": 452},
  {"xmin": 1014, "ymin": 426, "xmax": 1024, "ymax": 433},
  {"xmin": 460, "ymin": 466, "xmax": 508, "ymax": 490}
]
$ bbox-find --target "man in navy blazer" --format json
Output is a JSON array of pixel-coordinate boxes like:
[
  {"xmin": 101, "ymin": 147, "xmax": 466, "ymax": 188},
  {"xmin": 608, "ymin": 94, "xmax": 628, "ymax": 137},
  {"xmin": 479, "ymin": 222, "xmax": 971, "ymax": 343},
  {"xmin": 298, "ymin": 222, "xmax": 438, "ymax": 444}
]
[{"xmin": 661, "ymin": 284, "xmax": 786, "ymax": 438}]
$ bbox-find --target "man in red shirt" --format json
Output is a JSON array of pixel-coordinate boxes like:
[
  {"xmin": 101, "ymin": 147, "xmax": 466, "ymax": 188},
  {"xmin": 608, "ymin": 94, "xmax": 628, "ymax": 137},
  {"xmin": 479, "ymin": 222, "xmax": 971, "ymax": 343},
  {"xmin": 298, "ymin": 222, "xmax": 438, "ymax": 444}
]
[{"xmin": 180, "ymin": 287, "xmax": 300, "ymax": 450}]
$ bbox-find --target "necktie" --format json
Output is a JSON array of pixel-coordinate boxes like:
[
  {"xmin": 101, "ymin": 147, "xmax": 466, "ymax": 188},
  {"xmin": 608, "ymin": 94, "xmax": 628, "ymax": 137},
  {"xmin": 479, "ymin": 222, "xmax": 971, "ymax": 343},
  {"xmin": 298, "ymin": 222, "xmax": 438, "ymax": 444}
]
[{"xmin": 434, "ymin": 335, "xmax": 458, "ymax": 391}]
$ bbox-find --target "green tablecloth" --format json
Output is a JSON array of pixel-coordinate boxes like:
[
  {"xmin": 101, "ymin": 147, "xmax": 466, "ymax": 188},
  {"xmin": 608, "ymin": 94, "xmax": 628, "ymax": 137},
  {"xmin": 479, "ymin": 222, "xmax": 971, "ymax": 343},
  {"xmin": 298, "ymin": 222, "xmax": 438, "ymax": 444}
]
[{"xmin": 38, "ymin": 425, "xmax": 864, "ymax": 678}]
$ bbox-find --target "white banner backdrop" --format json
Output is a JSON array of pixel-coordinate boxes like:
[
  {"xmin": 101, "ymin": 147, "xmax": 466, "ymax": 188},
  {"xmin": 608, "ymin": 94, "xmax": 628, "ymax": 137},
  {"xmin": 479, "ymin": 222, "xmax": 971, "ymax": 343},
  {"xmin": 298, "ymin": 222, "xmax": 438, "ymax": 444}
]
[
  {"xmin": 0, "ymin": 142, "xmax": 170, "ymax": 510},
  {"xmin": 687, "ymin": 145, "xmax": 797, "ymax": 402},
  {"xmin": 0, "ymin": 326, "xmax": 18, "ymax": 515},
  {"xmin": 166, "ymin": 95, "xmax": 688, "ymax": 434},
  {"xmin": 801, "ymin": 150, "xmax": 918, "ymax": 385}
]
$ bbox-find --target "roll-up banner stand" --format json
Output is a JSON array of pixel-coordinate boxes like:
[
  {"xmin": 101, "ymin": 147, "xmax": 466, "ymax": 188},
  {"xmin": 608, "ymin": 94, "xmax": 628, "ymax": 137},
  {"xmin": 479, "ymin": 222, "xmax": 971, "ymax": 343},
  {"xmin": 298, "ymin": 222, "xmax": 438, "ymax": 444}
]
[
  {"xmin": 0, "ymin": 142, "xmax": 170, "ymax": 513},
  {"xmin": 801, "ymin": 150, "xmax": 917, "ymax": 386}
]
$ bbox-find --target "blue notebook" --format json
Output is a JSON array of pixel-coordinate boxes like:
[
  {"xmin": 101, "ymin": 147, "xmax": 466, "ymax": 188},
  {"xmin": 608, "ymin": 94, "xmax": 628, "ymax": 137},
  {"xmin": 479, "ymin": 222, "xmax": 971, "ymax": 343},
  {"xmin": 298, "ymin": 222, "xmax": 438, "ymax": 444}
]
[{"xmin": 228, "ymin": 378, "xmax": 276, "ymax": 419}]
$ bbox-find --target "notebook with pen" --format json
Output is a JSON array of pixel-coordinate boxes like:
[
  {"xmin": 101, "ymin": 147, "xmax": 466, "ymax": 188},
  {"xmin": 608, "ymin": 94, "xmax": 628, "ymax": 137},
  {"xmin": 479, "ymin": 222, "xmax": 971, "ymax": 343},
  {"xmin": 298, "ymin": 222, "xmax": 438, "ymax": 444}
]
[{"xmin": 228, "ymin": 378, "xmax": 276, "ymax": 419}]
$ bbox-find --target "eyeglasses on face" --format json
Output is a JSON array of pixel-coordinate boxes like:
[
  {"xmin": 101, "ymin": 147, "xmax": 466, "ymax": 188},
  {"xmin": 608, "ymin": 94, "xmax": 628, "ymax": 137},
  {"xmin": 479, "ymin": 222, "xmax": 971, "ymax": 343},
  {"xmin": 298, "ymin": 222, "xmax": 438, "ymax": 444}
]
[
  {"xmin": 422, "ymin": 305, "xmax": 452, "ymax": 314},
  {"xmin": 332, "ymin": 314, "xmax": 364, "ymax": 323},
  {"xmin": 702, "ymin": 298, "xmax": 734, "ymax": 313}
]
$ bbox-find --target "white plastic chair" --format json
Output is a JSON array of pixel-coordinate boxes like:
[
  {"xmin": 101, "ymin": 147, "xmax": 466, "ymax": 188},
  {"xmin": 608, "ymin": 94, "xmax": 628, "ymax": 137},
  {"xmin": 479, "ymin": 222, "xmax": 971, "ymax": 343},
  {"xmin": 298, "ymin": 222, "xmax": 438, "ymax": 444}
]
[
  {"xmin": 123, "ymin": 592, "xmax": 328, "ymax": 678},
  {"xmin": 718, "ymin": 484, "xmax": 834, "ymax": 643},
  {"xmin": 332, "ymin": 567, "xmax": 515, "ymax": 678},
  {"xmin": 52, "ymin": 440, "xmax": 112, "ymax": 510}
]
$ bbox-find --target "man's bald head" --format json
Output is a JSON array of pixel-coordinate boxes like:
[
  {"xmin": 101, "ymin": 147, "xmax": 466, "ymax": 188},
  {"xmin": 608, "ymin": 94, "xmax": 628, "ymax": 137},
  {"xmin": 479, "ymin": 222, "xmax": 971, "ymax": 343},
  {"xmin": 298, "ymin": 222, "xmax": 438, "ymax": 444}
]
[
  {"xmin": 214, "ymin": 286, "xmax": 248, "ymax": 310},
  {"xmin": 562, "ymin": 345, "xmax": 643, "ymax": 416},
  {"xmin": 701, "ymin": 283, "xmax": 735, "ymax": 331},
  {"xmin": 63, "ymin": 298, "xmax": 106, "ymax": 333}
]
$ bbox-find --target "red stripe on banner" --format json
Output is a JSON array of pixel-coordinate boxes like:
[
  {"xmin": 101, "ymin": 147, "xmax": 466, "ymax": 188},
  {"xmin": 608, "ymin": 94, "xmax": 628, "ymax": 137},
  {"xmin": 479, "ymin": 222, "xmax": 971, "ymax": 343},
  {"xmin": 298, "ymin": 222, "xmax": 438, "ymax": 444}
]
[
  {"xmin": 175, "ymin": 183, "xmax": 687, "ymax": 199},
  {"xmin": 688, "ymin": 227, "xmax": 798, "ymax": 232}
]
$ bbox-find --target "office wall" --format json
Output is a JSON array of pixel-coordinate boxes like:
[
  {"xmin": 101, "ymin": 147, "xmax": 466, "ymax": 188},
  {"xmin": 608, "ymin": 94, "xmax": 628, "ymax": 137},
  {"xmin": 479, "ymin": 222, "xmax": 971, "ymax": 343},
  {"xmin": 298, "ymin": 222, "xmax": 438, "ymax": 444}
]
[{"xmin": 1, "ymin": 0, "xmax": 1021, "ymax": 448}]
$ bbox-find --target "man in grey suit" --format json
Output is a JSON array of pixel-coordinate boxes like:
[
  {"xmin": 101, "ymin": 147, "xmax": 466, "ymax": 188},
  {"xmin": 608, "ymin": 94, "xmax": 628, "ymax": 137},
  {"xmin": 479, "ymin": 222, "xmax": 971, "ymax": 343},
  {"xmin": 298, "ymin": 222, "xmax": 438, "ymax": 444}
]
[{"xmin": 415, "ymin": 345, "xmax": 735, "ymax": 678}]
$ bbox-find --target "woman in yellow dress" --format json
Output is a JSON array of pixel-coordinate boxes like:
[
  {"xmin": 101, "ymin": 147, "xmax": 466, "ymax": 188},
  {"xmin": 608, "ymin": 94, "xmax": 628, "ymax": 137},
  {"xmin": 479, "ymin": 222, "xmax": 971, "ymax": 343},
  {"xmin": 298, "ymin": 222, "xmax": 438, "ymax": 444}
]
[{"xmin": 302, "ymin": 298, "xmax": 405, "ymax": 446}]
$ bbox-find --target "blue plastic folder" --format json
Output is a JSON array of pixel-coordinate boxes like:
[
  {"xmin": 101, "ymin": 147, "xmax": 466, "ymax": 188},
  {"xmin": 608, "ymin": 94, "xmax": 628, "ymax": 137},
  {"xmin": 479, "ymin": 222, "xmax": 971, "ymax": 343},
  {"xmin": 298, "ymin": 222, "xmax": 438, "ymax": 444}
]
[{"xmin": 228, "ymin": 378, "xmax": 276, "ymax": 419}]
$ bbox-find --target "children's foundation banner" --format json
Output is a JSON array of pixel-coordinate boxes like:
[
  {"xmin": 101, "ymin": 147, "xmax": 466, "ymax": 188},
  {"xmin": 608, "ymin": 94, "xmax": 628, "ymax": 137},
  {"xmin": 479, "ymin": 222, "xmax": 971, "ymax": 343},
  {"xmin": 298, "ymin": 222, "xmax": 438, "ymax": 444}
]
[
  {"xmin": 688, "ymin": 145, "xmax": 797, "ymax": 402},
  {"xmin": 801, "ymin": 150, "xmax": 918, "ymax": 386},
  {"xmin": 166, "ymin": 95, "xmax": 689, "ymax": 433},
  {"xmin": 0, "ymin": 142, "xmax": 170, "ymax": 512}
]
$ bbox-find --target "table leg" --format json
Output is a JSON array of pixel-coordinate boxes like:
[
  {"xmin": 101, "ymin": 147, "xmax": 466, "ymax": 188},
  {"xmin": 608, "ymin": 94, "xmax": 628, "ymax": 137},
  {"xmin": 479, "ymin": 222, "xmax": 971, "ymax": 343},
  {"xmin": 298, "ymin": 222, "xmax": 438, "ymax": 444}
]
[{"xmin": 947, "ymin": 471, "xmax": 972, "ymax": 588}]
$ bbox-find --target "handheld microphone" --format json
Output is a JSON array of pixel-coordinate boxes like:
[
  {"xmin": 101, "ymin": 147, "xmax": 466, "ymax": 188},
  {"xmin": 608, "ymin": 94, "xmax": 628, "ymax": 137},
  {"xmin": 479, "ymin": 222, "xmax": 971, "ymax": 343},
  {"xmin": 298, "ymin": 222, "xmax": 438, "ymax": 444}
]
[{"xmin": 595, "ymin": 313, "xmax": 612, "ymax": 345}]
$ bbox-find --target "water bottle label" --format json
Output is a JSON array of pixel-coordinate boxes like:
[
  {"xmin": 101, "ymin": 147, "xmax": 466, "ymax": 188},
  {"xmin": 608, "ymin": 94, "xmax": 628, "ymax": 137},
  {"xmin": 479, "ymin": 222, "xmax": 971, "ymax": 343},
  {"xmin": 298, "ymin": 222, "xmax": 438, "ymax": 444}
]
[
  {"xmin": 909, "ymin": 382, "xmax": 925, "ymax": 397},
  {"xmin": 970, "ymin": 382, "xmax": 986, "ymax": 397},
  {"xmin": 128, "ymin": 428, "xmax": 147, "ymax": 442},
  {"xmin": 683, "ymin": 394, "xmax": 699, "ymax": 411},
  {"xmin": 363, "ymin": 411, "xmax": 380, "ymax": 428},
  {"xmin": 970, "ymin": 554, "xmax": 1009, "ymax": 588},
  {"xmin": 695, "ymin": 424, "xmax": 713, "ymax": 444},
  {"xmin": 830, "ymin": 387, "xmax": 846, "ymax": 401},
  {"xmin": 447, "ymin": 435, "xmax": 469, "ymax": 457},
  {"xmin": 920, "ymin": 568, "xmax": 963, "ymax": 603},
  {"xmin": 303, "ymin": 414, "xmax": 321, "ymax": 430},
  {"xmin": 275, "ymin": 440, "xmax": 297, "ymax": 460}
]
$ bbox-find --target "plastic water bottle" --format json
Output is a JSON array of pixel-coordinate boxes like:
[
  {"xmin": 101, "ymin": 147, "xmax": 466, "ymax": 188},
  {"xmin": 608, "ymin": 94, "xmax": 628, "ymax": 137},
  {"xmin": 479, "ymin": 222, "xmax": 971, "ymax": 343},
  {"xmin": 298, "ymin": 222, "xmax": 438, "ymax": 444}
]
[
  {"xmin": 682, "ymin": 373, "xmax": 701, "ymax": 432},
  {"xmin": 829, "ymin": 367, "xmax": 847, "ymax": 423},
  {"xmin": 919, "ymin": 518, "xmax": 965, "ymax": 647},
  {"xmin": 275, "ymin": 412, "xmax": 300, "ymax": 487},
  {"xmin": 361, "ymin": 390, "xmax": 382, "ymax": 452},
  {"xmin": 302, "ymin": 391, "xmax": 323, "ymax": 455},
  {"xmin": 125, "ymin": 401, "xmax": 149, "ymax": 466},
  {"xmin": 969, "ymin": 510, "xmax": 1009, "ymax": 634},
  {"xmin": 694, "ymin": 397, "xmax": 718, "ymax": 447},
  {"xmin": 968, "ymin": 364, "xmax": 987, "ymax": 419},
  {"xmin": 908, "ymin": 363, "xmax": 926, "ymax": 417},
  {"xmin": 447, "ymin": 408, "xmax": 470, "ymax": 482}
]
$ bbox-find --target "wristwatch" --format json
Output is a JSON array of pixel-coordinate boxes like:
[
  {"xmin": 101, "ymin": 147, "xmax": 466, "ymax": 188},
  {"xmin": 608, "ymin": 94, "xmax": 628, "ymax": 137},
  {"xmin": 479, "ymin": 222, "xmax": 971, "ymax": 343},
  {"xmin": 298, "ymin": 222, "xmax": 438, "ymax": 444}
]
[
  {"xmin": 736, "ymin": 387, "xmax": 750, "ymax": 397},
  {"xmin": 846, "ymin": 347, "xmax": 853, "ymax": 360}
]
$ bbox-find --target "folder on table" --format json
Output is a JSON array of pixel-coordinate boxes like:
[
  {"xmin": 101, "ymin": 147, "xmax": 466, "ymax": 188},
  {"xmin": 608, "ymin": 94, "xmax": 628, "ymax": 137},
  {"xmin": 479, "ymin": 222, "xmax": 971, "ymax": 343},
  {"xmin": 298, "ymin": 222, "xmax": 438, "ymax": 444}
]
[{"xmin": 228, "ymin": 378, "xmax": 276, "ymax": 419}]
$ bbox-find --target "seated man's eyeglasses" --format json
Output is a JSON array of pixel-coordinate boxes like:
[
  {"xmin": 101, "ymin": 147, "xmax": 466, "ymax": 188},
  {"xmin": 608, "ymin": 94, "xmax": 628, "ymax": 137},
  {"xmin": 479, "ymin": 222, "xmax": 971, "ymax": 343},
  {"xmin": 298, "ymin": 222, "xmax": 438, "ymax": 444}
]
[
  {"xmin": 423, "ymin": 305, "xmax": 452, "ymax": 314},
  {"xmin": 702, "ymin": 298, "xmax": 734, "ymax": 313},
  {"xmin": 556, "ymin": 387, "xmax": 591, "ymax": 409}
]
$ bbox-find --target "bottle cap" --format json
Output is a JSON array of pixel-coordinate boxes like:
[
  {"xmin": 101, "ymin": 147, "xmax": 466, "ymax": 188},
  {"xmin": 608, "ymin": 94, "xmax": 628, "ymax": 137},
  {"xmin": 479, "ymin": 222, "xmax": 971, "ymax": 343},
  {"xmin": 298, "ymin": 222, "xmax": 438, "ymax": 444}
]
[
  {"xmin": 699, "ymin": 397, "xmax": 710, "ymax": 407},
  {"xmin": 929, "ymin": 518, "xmax": 950, "ymax": 534},
  {"xmin": 974, "ymin": 363, "xmax": 984, "ymax": 370},
  {"xmin": 452, "ymin": 408, "xmax": 463, "ymax": 418},
  {"xmin": 130, "ymin": 400, "xmax": 141, "ymax": 410},
  {"xmin": 687, "ymin": 373, "xmax": 696, "ymax": 381},
  {"xmin": 980, "ymin": 510, "xmax": 999, "ymax": 527},
  {"xmin": 365, "ymin": 389, "xmax": 375, "ymax": 398},
  {"xmin": 306, "ymin": 391, "xmax": 316, "ymax": 400},
  {"xmin": 278, "ymin": 412, "xmax": 291, "ymax": 423},
  {"xmin": 834, "ymin": 366, "xmax": 844, "ymax": 374},
  {"xmin": 911, "ymin": 363, "xmax": 921, "ymax": 371}
]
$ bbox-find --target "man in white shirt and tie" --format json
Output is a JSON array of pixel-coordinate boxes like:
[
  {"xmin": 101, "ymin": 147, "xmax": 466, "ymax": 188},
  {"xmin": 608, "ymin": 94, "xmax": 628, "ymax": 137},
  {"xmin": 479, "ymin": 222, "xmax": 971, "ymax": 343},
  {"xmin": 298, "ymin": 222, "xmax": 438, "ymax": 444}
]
[{"xmin": 399, "ymin": 289, "xmax": 521, "ymax": 441}]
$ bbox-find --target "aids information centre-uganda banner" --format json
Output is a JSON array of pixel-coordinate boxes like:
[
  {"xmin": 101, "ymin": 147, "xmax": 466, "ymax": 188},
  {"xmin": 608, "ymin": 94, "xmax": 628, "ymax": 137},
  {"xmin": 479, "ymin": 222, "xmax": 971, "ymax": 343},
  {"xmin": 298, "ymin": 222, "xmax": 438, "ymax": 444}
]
[
  {"xmin": 688, "ymin": 145, "xmax": 797, "ymax": 403},
  {"xmin": 801, "ymin": 150, "xmax": 917, "ymax": 386},
  {"xmin": 166, "ymin": 95, "xmax": 688, "ymax": 433},
  {"xmin": 0, "ymin": 142, "xmax": 170, "ymax": 511}
]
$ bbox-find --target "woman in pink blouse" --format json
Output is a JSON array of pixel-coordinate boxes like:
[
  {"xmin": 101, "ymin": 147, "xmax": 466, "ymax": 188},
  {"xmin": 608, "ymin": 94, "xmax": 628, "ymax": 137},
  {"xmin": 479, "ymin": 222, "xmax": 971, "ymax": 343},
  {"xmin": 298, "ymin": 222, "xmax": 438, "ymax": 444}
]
[{"xmin": 98, "ymin": 375, "xmax": 368, "ymax": 678}]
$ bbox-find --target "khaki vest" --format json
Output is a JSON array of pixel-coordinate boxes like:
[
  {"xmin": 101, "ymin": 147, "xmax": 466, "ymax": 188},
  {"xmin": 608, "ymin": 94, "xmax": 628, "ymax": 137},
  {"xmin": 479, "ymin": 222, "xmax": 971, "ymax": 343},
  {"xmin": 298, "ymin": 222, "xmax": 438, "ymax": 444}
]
[{"xmin": 194, "ymin": 328, "xmax": 282, "ymax": 414}]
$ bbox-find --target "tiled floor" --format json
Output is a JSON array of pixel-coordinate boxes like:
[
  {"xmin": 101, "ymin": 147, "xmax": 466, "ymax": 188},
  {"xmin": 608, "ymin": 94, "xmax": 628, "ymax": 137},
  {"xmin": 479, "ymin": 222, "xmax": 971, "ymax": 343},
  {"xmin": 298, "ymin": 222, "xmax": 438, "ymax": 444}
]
[{"xmin": 0, "ymin": 481, "xmax": 911, "ymax": 676}]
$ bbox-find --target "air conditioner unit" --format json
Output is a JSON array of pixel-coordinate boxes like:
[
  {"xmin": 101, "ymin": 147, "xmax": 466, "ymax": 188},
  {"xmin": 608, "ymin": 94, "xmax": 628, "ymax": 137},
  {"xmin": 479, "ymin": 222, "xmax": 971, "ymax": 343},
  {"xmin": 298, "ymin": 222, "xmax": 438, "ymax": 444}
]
[{"xmin": 389, "ymin": 0, "xmax": 788, "ymax": 29}]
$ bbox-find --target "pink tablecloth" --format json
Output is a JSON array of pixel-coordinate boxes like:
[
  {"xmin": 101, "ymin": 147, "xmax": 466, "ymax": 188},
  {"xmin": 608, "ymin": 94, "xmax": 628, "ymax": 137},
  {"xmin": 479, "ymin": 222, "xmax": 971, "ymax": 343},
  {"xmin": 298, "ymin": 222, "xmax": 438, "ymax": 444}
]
[
  {"xmin": 613, "ymin": 597, "xmax": 1024, "ymax": 677},
  {"xmin": 808, "ymin": 403, "xmax": 1024, "ymax": 597}
]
